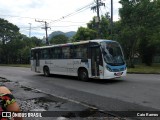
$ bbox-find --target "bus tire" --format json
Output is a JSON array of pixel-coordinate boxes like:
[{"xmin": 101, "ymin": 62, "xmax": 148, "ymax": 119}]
[
  {"xmin": 43, "ymin": 66, "xmax": 50, "ymax": 77},
  {"xmin": 78, "ymin": 68, "xmax": 88, "ymax": 81}
]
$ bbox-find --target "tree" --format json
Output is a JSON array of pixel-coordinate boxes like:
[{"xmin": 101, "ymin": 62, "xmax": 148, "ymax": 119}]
[
  {"xmin": 19, "ymin": 35, "xmax": 44, "ymax": 64},
  {"xmin": 0, "ymin": 18, "xmax": 46, "ymax": 64},
  {"xmin": 0, "ymin": 18, "xmax": 20, "ymax": 63},
  {"xmin": 21, "ymin": 46, "xmax": 30, "ymax": 64},
  {"xmin": 118, "ymin": 0, "xmax": 160, "ymax": 66},
  {"xmin": 30, "ymin": 36, "xmax": 43, "ymax": 46},
  {"xmin": 87, "ymin": 15, "xmax": 110, "ymax": 39},
  {"xmin": 0, "ymin": 18, "xmax": 19, "ymax": 45},
  {"xmin": 4, "ymin": 39, "xmax": 24, "ymax": 64},
  {"xmin": 50, "ymin": 34, "xmax": 68, "ymax": 44},
  {"xmin": 73, "ymin": 27, "xmax": 97, "ymax": 41},
  {"xmin": 118, "ymin": 0, "xmax": 140, "ymax": 67},
  {"xmin": 137, "ymin": 0, "xmax": 160, "ymax": 66}
]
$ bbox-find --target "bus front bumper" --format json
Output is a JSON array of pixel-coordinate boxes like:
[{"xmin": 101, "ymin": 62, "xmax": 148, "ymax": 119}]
[{"xmin": 103, "ymin": 69, "xmax": 127, "ymax": 79}]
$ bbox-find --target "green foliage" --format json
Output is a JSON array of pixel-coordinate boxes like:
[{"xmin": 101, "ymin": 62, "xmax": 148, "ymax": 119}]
[
  {"xmin": 18, "ymin": 35, "xmax": 44, "ymax": 64},
  {"xmin": 0, "ymin": 35, "xmax": 43, "ymax": 64},
  {"xmin": 1, "ymin": 0, "xmax": 160, "ymax": 67},
  {"xmin": 87, "ymin": 15, "xmax": 111, "ymax": 39},
  {"xmin": 50, "ymin": 34, "xmax": 69, "ymax": 44},
  {"xmin": 0, "ymin": 18, "xmax": 44, "ymax": 64},
  {"xmin": 0, "ymin": 18, "xmax": 20, "ymax": 44},
  {"xmin": 73, "ymin": 27, "xmax": 97, "ymax": 41},
  {"xmin": 127, "ymin": 63, "xmax": 160, "ymax": 74},
  {"xmin": 118, "ymin": 0, "xmax": 160, "ymax": 66}
]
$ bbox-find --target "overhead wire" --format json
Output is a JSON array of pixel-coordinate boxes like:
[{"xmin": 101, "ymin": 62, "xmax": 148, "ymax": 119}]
[
  {"xmin": 1, "ymin": 1, "xmax": 98, "ymax": 37},
  {"xmin": 0, "ymin": 2, "xmax": 95, "ymax": 30},
  {"xmin": 0, "ymin": 14, "xmax": 89, "ymax": 26},
  {"xmin": 28, "ymin": 2, "xmax": 95, "ymax": 30},
  {"xmin": 55, "ymin": 20, "xmax": 88, "ymax": 24},
  {"xmin": 49, "ymin": 2, "xmax": 95, "ymax": 24},
  {"xmin": 0, "ymin": 14, "xmax": 51, "ymax": 21},
  {"xmin": 49, "ymin": 24, "xmax": 87, "ymax": 28}
]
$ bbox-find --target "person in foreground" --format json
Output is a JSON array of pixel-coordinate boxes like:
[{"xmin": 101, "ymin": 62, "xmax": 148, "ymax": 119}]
[{"xmin": 0, "ymin": 86, "xmax": 23, "ymax": 120}]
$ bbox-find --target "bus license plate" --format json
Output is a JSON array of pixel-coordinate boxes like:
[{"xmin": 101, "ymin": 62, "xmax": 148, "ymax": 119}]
[{"xmin": 114, "ymin": 72, "xmax": 122, "ymax": 76}]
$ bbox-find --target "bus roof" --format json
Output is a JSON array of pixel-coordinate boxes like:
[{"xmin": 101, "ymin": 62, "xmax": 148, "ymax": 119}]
[{"xmin": 31, "ymin": 39, "xmax": 115, "ymax": 50}]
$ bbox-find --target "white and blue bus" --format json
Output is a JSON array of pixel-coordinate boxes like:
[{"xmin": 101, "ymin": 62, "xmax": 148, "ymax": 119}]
[{"xmin": 30, "ymin": 39, "xmax": 127, "ymax": 81}]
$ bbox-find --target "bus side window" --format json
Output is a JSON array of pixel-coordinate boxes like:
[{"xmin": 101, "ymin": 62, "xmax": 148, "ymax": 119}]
[
  {"xmin": 54, "ymin": 48, "xmax": 58, "ymax": 59},
  {"xmin": 40, "ymin": 49, "xmax": 44, "ymax": 59},
  {"xmin": 33, "ymin": 51, "xmax": 36, "ymax": 60},
  {"xmin": 73, "ymin": 46, "xmax": 78, "ymax": 58},
  {"xmin": 54, "ymin": 47, "xmax": 62, "ymax": 59},
  {"xmin": 73, "ymin": 44, "xmax": 88, "ymax": 59},
  {"xmin": 70, "ymin": 46, "xmax": 74, "ymax": 58},
  {"xmin": 31, "ymin": 50, "xmax": 34, "ymax": 60},
  {"xmin": 39, "ymin": 49, "xmax": 50, "ymax": 59},
  {"xmin": 62, "ymin": 46, "xmax": 70, "ymax": 59},
  {"xmin": 82, "ymin": 47, "xmax": 87, "ymax": 59},
  {"xmin": 50, "ymin": 48, "xmax": 54, "ymax": 59},
  {"xmin": 44, "ymin": 49, "xmax": 49, "ymax": 59}
]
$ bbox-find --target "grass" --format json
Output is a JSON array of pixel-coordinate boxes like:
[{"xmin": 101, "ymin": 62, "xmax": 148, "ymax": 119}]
[
  {"xmin": 0, "ymin": 63, "xmax": 160, "ymax": 74},
  {"xmin": 0, "ymin": 64, "xmax": 30, "ymax": 68},
  {"xmin": 127, "ymin": 63, "xmax": 160, "ymax": 74}
]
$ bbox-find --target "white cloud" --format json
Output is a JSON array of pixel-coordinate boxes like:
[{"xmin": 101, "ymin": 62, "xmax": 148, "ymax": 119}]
[{"xmin": 0, "ymin": 0, "xmax": 121, "ymax": 38}]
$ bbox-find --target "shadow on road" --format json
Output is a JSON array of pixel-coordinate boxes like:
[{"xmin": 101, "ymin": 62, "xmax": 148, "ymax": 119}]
[
  {"xmin": 88, "ymin": 79, "xmax": 125, "ymax": 84},
  {"xmin": 35, "ymin": 73, "xmax": 125, "ymax": 85}
]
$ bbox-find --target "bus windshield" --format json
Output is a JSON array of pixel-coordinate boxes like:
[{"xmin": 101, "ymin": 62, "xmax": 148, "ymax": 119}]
[{"xmin": 101, "ymin": 42, "xmax": 125, "ymax": 66}]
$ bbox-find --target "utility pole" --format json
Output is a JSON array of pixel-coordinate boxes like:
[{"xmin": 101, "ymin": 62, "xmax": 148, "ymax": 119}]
[
  {"xmin": 44, "ymin": 21, "xmax": 49, "ymax": 45},
  {"xmin": 35, "ymin": 20, "xmax": 50, "ymax": 45},
  {"xmin": 111, "ymin": 0, "xmax": 113, "ymax": 40},
  {"xmin": 91, "ymin": 0, "xmax": 105, "ymax": 38},
  {"xmin": 28, "ymin": 23, "xmax": 31, "ymax": 38}
]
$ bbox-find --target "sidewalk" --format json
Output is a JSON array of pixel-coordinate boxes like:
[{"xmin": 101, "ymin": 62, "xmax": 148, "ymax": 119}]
[{"xmin": 0, "ymin": 77, "xmax": 124, "ymax": 120}]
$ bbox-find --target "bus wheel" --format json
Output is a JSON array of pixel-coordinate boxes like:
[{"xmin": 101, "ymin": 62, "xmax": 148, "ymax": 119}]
[
  {"xmin": 78, "ymin": 69, "xmax": 88, "ymax": 81},
  {"xmin": 43, "ymin": 66, "xmax": 50, "ymax": 77}
]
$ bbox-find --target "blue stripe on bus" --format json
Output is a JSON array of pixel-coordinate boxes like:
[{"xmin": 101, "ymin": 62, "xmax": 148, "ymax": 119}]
[{"xmin": 106, "ymin": 64, "xmax": 126, "ymax": 72}]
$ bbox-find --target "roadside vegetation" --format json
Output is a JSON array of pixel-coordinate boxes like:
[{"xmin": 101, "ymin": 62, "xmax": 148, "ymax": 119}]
[
  {"xmin": 0, "ymin": 64, "xmax": 160, "ymax": 74},
  {"xmin": 0, "ymin": 0, "xmax": 160, "ymax": 73},
  {"xmin": 127, "ymin": 63, "xmax": 160, "ymax": 74},
  {"xmin": 0, "ymin": 64, "xmax": 30, "ymax": 68}
]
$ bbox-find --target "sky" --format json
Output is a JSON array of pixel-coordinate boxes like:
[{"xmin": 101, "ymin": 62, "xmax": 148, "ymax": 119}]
[{"xmin": 0, "ymin": 0, "xmax": 122, "ymax": 39}]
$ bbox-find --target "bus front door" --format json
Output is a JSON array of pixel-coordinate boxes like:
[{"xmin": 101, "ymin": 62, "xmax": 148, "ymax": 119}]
[
  {"xmin": 34, "ymin": 52, "xmax": 40, "ymax": 72},
  {"xmin": 91, "ymin": 47, "xmax": 101, "ymax": 77}
]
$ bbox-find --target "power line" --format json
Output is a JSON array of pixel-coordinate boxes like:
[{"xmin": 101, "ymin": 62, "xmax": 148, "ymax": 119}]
[
  {"xmin": 0, "ymin": 2, "xmax": 95, "ymax": 31},
  {"xmin": 0, "ymin": 14, "xmax": 50, "ymax": 30},
  {"xmin": 49, "ymin": 2, "xmax": 95, "ymax": 24},
  {"xmin": 55, "ymin": 20, "xmax": 88, "ymax": 23},
  {"xmin": 19, "ymin": 26, "xmax": 41, "ymax": 29},
  {"xmin": 49, "ymin": 24, "xmax": 86, "ymax": 28},
  {"xmin": 1, "ymin": 1, "xmax": 101, "ymax": 38},
  {"xmin": 0, "ymin": 14, "xmax": 52, "ymax": 21},
  {"xmin": 20, "ymin": 23, "xmax": 86, "ymax": 30},
  {"xmin": 1, "ymin": 14, "xmax": 90, "ymax": 25}
]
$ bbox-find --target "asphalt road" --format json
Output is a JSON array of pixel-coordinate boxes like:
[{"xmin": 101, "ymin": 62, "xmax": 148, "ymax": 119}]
[{"xmin": 0, "ymin": 66, "xmax": 160, "ymax": 118}]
